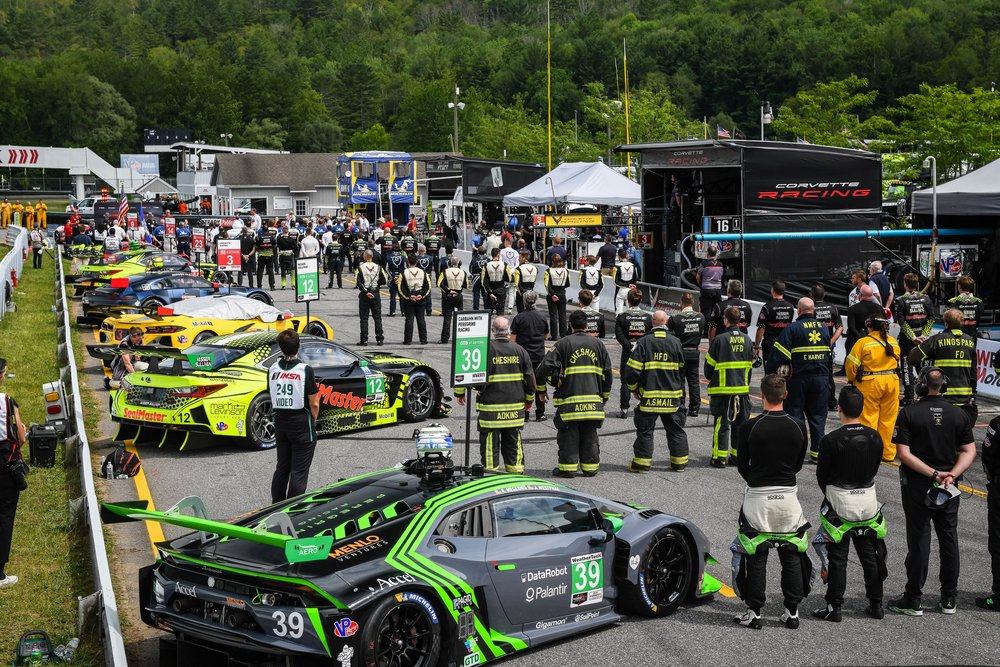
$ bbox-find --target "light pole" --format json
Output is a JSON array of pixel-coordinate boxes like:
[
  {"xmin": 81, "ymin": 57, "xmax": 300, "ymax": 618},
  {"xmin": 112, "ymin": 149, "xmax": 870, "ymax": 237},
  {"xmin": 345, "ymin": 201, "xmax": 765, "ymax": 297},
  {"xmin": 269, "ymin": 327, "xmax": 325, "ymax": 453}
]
[
  {"xmin": 760, "ymin": 101, "xmax": 773, "ymax": 141},
  {"xmin": 603, "ymin": 100, "xmax": 623, "ymax": 165},
  {"xmin": 448, "ymin": 86, "xmax": 466, "ymax": 153},
  {"xmin": 220, "ymin": 133, "xmax": 233, "ymax": 146},
  {"xmin": 923, "ymin": 155, "xmax": 938, "ymax": 291}
]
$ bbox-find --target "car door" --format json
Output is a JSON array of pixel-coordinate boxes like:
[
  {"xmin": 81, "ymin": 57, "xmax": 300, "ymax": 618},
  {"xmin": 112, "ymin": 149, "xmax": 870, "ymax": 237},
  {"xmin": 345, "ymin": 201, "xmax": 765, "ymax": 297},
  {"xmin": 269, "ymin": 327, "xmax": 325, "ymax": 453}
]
[
  {"xmin": 484, "ymin": 493, "xmax": 614, "ymax": 631},
  {"xmin": 297, "ymin": 342, "xmax": 384, "ymax": 416}
]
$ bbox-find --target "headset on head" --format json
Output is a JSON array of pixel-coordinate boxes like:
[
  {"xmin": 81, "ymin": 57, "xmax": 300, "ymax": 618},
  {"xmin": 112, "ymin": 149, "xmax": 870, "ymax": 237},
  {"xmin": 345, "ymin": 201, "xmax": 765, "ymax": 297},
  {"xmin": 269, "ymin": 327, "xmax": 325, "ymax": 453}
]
[{"xmin": 915, "ymin": 365, "xmax": 948, "ymax": 398}]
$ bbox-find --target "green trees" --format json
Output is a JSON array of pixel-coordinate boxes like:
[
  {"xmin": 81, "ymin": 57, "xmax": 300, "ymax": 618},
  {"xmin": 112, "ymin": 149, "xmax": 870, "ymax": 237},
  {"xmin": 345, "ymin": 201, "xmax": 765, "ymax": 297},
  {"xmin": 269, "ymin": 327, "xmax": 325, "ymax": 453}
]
[{"xmin": 0, "ymin": 0, "xmax": 995, "ymax": 173}]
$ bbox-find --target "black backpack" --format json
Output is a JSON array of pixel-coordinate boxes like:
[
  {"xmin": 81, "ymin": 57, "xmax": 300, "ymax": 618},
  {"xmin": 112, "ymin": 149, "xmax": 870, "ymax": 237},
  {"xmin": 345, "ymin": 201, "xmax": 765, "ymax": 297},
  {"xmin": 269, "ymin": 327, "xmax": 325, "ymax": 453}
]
[{"xmin": 102, "ymin": 445, "xmax": 141, "ymax": 479}]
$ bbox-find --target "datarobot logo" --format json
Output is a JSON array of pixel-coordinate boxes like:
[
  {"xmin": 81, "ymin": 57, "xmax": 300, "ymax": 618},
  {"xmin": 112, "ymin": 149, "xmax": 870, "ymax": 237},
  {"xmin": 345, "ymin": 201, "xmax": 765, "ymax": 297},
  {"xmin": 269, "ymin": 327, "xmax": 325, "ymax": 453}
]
[{"xmin": 520, "ymin": 565, "xmax": 568, "ymax": 583}]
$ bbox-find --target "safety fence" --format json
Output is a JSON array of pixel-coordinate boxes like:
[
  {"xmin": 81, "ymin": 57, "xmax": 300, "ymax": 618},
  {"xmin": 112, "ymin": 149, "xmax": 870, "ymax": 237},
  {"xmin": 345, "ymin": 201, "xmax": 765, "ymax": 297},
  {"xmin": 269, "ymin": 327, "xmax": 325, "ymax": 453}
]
[
  {"xmin": 0, "ymin": 225, "xmax": 28, "ymax": 321},
  {"xmin": 54, "ymin": 247, "xmax": 129, "ymax": 666}
]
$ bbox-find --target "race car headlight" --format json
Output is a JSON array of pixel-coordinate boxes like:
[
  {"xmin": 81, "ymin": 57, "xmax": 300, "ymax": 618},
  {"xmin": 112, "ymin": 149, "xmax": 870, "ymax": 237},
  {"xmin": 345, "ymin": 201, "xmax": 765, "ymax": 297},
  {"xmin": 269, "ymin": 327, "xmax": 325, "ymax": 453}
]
[{"xmin": 167, "ymin": 384, "xmax": 226, "ymax": 399}]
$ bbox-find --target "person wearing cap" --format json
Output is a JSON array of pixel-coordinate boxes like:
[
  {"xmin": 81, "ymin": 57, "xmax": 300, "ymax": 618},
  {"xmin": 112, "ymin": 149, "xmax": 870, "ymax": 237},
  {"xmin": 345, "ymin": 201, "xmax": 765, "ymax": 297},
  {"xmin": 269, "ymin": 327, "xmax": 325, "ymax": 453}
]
[
  {"xmin": 0, "ymin": 358, "xmax": 26, "ymax": 588},
  {"xmin": 845, "ymin": 315, "xmax": 901, "ymax": 462},
  {"xmin": 888, "ymin": 367, "xmax": 976, "ymax": 617},
  {"xmin": 454, "ymin": 317, "xmax": 535, "ymax": 473},
  {"xmin": 107, "ymin": 327, "xmax": 146, "ymax": 390}
]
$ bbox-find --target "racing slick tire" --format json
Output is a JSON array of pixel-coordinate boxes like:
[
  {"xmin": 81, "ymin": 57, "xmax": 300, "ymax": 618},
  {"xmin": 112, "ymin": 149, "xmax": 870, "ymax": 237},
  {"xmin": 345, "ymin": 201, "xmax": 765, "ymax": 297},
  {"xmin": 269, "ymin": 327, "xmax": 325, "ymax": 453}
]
[
  {"xmin": 361, "ymin": 591, "xmax": 442, "ymax": 667},
  {"xmin": 304, "ymin": 321, "xmax": 328, "ymax": 338},
  {"xmin": 617, "ymin": 527, "xmax": 693, "ymax": 617},
  {"xmin": 140, "ymin": 297, "xmax": 166, "ymax": 309},
  {"xmin": 243, "ymin": 393, "xmax": 276, "ymax": 450},
  {"xmin": 400, "ymin": 370, "xmax": 437, "ymax": 422},
  {"xmin": 192, "ymin": 331, "xmax": 216, "ymax": 344}
]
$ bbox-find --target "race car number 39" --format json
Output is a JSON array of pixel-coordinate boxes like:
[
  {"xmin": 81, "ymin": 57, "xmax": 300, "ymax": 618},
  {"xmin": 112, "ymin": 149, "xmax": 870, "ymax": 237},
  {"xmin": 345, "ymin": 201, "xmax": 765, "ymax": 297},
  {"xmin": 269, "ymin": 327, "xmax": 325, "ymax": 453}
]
[{"xmin": 570, "ymin": 554, "xmax": 603, "ymax": 608}]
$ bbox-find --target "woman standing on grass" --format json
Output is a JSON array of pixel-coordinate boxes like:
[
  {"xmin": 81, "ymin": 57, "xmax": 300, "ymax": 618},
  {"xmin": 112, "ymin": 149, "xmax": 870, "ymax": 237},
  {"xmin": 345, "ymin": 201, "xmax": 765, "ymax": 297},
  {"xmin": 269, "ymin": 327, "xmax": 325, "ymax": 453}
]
[{"xmin": 0, "ymin": 358, "xmax": 27, "ymax": 588}]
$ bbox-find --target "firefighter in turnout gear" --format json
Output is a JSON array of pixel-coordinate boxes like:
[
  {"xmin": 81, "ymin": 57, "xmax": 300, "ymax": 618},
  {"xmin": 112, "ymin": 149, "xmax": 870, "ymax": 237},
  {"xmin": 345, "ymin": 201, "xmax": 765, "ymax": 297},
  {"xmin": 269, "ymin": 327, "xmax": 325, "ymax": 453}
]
[
  {"xmin": 355, "ymin": 250, "xmax": 387, "ymax": 346},
  {"xmin": 705, "ymin": 306, "xmax": 753, "ymax": 467},
  {"xmin": 579, "ymin": 255, "xmax": 604, "ymax": 312},
  {"xmin": 384, "ymin": 242, "xmax": 407, "ymax": 316},
  {"xmin": 908, "ymin": 308, "xmax": 980, "ymax": 425},
  {"xmin": 255, "ymin": 221, "xmax": 278, "ymax": 291},
  {"xmin": 325, "ymin": 234, "xmax": 343, "ymax": 288},
  {"xmin": 455, "ymin": 317, "xmax": 536, "ymax": 473},
  {"xmin": 894, "ymin": 273, "xmax": 934, "ymax": 402},
  {"xmin": 845, "ymin": 316, "xmax": 901, "ymax": 462},
  {"xmin": 276, "ymin": 227, "xmax": 299, "ymax": 289},
  {"xmin": 513, "ymin": 251, "xmax": 538, "ymax": 313},
  {"xmin": 623, "ymin": 310, "xmax": 689, "ymax": 472},
  {"xmin": 612, "ymin": 247, "xmax": 640, "ymax": 314},
  {"xmin": 947, "ymin": 275, "xmax": 983, "ymax": 339},
  {"xmin": 482, "ymin": 247, "xmax": 512, "ymax": 315},
  {"xmin": 544, "ymin": 254, "xmax": 571, "ymax": 339},
  {"xmin": 615, "ymin": 288, "xmax": 653, "ymax": 417},
  {"xmin": 438, "ymin": 257, "xmax": 469, "ymax": 344},
  {"xmin": 535, "ymin": 310, "xmax": 614, "ymax": 478},
  {"xmin": 755, "ymin": 280, "xmax": 795, "ymax": 364},
  {"xmin": 399, "ymin": 253, "xmax": 432, "ymax": 345},
  {"xmin": 415, "ymin": 244, "xmax": 435, "ymax": 317},
  {"xmin": 669, "ymin": 292, "xmax": 706, "ymax": 417},
  {"xmin": 767, "ymin": 297, "xmax": 832, "ymax": 461}
]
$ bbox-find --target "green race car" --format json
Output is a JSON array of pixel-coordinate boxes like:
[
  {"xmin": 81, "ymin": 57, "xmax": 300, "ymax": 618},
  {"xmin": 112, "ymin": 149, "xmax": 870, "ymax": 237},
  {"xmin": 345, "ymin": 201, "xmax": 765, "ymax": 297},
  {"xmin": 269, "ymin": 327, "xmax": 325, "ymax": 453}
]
[
  {"xmin": 93, "ymin": 331, "xmax": 448, "ymax": 450},
  {"xmin": 101, "ymin": 444, "xmax": 722, "ymax": 666}
]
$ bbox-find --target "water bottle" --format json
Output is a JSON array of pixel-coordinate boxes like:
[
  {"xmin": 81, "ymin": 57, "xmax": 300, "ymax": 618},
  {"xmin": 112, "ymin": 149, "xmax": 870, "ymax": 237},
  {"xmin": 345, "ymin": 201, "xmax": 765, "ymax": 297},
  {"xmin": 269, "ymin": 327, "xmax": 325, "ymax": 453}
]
[
  {"xmin": 54, "ymin": 645, "xmax": 66, "ymax": 661},
  {"xmin": 65, "ymin": 638, "xmax": 79, "ymax": 662}
]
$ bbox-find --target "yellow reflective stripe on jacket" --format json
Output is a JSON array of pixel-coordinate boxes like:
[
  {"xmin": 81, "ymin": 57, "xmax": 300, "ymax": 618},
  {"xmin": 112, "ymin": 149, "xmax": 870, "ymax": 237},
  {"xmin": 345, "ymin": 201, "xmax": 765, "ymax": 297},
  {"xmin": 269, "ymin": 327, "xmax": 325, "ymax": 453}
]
[
  {"xmin": 945, "ymin": 387, "xmax": 974, "ymax": 395},
  {"xmin": 707, "ymin": 385, "xmax": 750, "ymax": 395},
  {"xmin": 490, "ymin": 372, "xmax": 527, "ymax": 381},
  {"xmin": 552, "ymin": 394, "xmax": 604, "ymax": 406},
  {"xmin": 626, "ymin": 358, "xmax": 645, "ymax": 371},
  {"xmin": 565, "ymin": 366, "xmax": 605, "ymax": 375},
  {"xmin": 791, "ymin": 345, "xmax": 829, "ymax": 354},
  {"xmin": 704, "ymin": 354, "xmax": 717, "ymax": 367},
  {"xmin": 479, "ymin": 418, "xmax": 525, "ymax": 428},
  {"xmin": 713, "ymin": 361, "xmax": 751, "ymax": 370},
  {"xmin": 559, "ymin": 411, "xmax": 605, "ymax": 421},
  {"xmin": 640, "ymin": 389, "xmax": 683, "ymax": 398},
  {"xmin": 478, "ymin": 402, "xmax": 525, "ymax": 411},
  {"xmin": 935, "ymin": 359, "xmax": 973, "ymax": 367},
  {"xmin": 643, "ymin": 361, "xmax": 681, "ymax": 370},
  {"xmin": 772, "ymin": 342, "xmax": 792, "ymax": 359}
]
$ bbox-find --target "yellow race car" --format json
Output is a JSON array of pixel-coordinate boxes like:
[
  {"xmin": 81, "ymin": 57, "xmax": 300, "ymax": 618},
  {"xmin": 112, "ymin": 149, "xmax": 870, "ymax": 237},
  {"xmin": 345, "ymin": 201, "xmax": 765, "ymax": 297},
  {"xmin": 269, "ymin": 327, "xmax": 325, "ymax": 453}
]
[{"xmin": 97, "ymin": 294, "xmax": 333, "ymax": 347}]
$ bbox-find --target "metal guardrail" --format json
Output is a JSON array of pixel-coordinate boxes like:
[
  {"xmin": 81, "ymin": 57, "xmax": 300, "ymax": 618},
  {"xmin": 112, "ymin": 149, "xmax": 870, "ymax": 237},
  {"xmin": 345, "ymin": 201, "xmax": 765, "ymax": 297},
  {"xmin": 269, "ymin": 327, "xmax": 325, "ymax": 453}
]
[
  {"xmin": 0, "ymin": 225, "xmax": 27, "ymax": 321},
  {"xmin": 55, "ymin": 246, "xmax": 128, "ymax": 667}
]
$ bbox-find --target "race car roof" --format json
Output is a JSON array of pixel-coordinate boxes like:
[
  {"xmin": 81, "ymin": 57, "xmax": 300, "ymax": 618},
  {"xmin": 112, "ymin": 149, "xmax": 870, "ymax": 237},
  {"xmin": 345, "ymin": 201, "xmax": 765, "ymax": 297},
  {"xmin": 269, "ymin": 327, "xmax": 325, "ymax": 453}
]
[{"xmin": 163, "ymin": 295, "xmax": 290, "ymax": 322}]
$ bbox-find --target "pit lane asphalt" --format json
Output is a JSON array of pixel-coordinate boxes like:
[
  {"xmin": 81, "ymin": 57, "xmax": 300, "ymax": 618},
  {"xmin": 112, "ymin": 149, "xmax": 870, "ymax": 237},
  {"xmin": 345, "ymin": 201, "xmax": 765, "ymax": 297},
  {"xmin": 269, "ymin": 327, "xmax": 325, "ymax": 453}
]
[{"xmin": 80, "ymin": 278, "xmax": 1000, "ymax": 666}]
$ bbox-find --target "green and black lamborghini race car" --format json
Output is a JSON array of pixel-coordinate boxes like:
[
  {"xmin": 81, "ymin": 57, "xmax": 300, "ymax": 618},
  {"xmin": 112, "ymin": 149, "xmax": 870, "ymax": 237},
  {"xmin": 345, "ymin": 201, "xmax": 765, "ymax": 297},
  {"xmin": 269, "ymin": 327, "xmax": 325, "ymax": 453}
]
[
  {"xmin": 90, "ymin": 331, "xmax": 448, "ymax": 450},
  {"xmin": 102, "ymin": 462, "xmax": 722, "ymax": 666}
]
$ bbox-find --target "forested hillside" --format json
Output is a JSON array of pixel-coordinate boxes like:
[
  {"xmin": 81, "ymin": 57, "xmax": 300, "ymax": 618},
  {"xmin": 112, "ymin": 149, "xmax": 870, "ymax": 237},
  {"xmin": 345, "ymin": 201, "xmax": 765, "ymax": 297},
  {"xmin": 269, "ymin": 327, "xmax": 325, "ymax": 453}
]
[{"xmin": 1, "ymin": 0, "xmax": 998, "ymax": 176}]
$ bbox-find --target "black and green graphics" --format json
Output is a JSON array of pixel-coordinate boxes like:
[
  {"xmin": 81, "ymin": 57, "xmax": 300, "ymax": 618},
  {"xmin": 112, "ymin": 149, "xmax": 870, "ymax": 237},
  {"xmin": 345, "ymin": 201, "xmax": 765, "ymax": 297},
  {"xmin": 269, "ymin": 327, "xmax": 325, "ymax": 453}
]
[{"xmin": 105, "ymin": 468, "xmax": 720, "ymax": 665}]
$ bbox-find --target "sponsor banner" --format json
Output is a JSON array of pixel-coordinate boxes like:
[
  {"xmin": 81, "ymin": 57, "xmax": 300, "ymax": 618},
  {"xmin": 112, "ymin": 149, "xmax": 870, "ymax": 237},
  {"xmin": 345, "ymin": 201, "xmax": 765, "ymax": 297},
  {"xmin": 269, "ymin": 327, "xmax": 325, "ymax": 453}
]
[
  {"xmin": 977, "ymin": 338, "xmax": 1000, "ymax": 400},
  {"xmin": 120, "ymin": 154, "xmax": 160, "ymax": 176},
  {"xmin": 742, "ymin": 146, "xmax": 882, "ymax": 214},
  {"xmin": 545, "ymin": 213, "xmax": 602, "ymax": 228}
]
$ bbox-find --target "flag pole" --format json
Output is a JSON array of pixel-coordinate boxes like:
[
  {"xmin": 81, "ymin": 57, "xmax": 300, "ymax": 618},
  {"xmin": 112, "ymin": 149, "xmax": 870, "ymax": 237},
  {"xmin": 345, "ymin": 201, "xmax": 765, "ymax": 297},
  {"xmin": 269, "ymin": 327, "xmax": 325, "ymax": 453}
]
[
  {"xmin": 703, "ymin": 116, "xmax": 708, "ymax": 140},
  {"xmin": 547, "ymin": 0, "xmax": 552, "ymax": 171},
  {"xmin": 623, "ymin": 38, "xmax": 632, "ymax": 180}
]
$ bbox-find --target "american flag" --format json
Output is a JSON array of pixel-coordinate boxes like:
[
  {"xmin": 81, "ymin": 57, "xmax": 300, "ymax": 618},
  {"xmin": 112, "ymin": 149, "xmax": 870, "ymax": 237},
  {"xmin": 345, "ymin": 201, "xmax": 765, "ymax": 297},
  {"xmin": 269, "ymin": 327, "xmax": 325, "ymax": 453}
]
[
  {"xmin": 116, "ymin": 197, "xmax": 129, "ymax": 225},
  {"xmin": 717, "ymin": 125, "xmax": 731, "ymax": 139}
]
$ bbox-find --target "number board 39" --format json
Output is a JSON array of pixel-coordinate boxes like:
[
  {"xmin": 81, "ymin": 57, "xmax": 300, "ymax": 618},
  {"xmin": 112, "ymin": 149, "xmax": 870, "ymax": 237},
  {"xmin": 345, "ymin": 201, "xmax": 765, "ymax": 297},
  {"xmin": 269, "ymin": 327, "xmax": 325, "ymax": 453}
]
[
  {"xmin": 570, "ymin": 553, "xmax": 604, "ymax": 608},
  {"xmin": 451, "ymin": 311, "xmax": 490, "ymax": 387}
]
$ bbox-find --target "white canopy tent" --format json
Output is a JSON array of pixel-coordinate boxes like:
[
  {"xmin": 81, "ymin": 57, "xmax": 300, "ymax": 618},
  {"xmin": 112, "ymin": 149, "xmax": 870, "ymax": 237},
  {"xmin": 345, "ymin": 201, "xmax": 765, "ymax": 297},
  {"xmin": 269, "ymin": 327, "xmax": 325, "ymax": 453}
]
[{"xmin": 502, "ymin": 161, "xmax": 641, "ymax": 208}]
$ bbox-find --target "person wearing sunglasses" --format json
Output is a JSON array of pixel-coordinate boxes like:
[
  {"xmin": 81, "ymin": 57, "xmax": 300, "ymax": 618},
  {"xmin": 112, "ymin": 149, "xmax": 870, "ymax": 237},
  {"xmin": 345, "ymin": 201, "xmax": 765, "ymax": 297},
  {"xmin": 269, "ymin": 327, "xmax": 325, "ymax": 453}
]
[{"xmin": 106, "ymin": 327, "xmax": 145, "ymax": 390}]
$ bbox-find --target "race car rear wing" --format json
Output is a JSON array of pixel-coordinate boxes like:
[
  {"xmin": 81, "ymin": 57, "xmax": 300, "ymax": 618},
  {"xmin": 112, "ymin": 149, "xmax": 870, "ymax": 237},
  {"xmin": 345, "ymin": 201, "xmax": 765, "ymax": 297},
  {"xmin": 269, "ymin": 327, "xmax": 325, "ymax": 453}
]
[
  {"xmin": 101, "ymin": 498, "xmax": 333, "ymax": 564},
  {"xmin": 76, "ymin": 303, "xmax": 164, "ymax": 327},
  {"xmin": 87, "ymin": 344, "xmax": 188, "ymax": 374}
]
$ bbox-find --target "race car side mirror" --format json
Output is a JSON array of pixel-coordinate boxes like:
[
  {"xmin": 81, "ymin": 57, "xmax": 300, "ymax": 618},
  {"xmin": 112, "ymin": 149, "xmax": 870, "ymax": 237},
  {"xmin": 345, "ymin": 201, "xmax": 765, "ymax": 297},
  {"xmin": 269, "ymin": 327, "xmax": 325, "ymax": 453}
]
[{"xmin": 589, "ymin": 511, "xmax": 621, "ymax": 545}]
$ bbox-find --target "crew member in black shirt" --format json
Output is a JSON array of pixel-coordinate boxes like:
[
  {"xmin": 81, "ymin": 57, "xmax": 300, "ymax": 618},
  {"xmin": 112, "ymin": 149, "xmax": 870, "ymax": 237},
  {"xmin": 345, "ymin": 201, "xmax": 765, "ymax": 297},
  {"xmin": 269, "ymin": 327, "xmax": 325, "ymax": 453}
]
[
  {"xmin": 708, "ymin": 279, "xmax": 752, "ymax": 343},
  {"xmin": 813, "ymin": 386, "xmax": 887, "ymax": 622},
  {"xmin": 888, "ymin": 367, "xmax": 976, "ymax": 617},
  {"xmin": 510, "ymin": 291, "xmax": 549, "ymax": 422},
  {"xmin": 978, "ymin": 415, "xmax": 1000, "ymax": 611},
  {"xmin": 844, "ymin": 285, "xmax": 884, "ymax": 372},
  {"xmin": 754, "ymin": 280, "xmax": 795, "ymax": 363},
  {"xmin": 811, "ymin": 284, "xmax": 844, "ymax": 410},
  {"xmin": 733, "ymin": 374, "xmax": 810, "ymax": 630}
]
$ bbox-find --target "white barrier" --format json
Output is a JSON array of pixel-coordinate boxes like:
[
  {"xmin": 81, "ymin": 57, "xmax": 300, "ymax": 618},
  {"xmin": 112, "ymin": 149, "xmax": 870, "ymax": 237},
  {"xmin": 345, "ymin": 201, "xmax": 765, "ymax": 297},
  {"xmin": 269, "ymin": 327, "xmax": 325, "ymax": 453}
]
[
  {"xmin": 55, "ymin": 247, "xmax": 129, "ymax": 666},
  {"xmin": 0, "ymin": 225, "xmax": 28, "ymax": 320}
]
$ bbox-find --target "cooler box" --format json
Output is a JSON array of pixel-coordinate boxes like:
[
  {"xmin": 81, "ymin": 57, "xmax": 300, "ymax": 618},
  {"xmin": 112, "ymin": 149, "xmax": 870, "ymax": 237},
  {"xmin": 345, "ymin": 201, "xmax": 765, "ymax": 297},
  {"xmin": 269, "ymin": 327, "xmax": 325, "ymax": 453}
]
[{"xmin": 29, "ymin": 423, "xmax": 58, "ymax": 467}]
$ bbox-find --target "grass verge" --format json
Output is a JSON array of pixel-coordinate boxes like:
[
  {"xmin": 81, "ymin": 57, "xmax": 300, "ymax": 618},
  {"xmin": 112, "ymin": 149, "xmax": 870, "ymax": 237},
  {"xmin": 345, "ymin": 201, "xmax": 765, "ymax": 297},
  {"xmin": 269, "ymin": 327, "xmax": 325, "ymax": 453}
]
[{"xmin": 0, "ymin": 250, "xmax": 103, "ymax": 665}]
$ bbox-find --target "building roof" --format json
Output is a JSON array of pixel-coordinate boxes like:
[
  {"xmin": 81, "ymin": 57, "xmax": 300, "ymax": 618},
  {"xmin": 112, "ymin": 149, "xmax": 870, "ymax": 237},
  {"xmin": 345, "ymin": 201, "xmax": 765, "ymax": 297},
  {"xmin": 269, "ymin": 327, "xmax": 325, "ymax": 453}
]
[{"xmin": 212, "ymin": 153, "xmax": 342, "ymax": 192}]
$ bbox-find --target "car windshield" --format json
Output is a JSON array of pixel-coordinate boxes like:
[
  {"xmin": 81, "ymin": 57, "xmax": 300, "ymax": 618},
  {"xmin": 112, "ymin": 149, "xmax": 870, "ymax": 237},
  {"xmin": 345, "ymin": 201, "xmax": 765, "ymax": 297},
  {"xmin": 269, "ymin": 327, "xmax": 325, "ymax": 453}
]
[{"xmin": 178, "ymin": 343, "xmax": 249, "ymax": 371}]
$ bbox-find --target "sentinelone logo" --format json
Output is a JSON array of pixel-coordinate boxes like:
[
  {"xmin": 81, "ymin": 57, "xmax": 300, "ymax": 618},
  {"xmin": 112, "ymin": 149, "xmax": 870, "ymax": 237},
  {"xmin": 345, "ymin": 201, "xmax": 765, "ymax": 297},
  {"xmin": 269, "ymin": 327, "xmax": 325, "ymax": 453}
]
[
  {"xmin": 756, "ymin": 182, "xmax": 871, "ymax": 200},
  {"xmin": 123, "ymin": 407, "xmax": 166, "ymax": 423}
]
